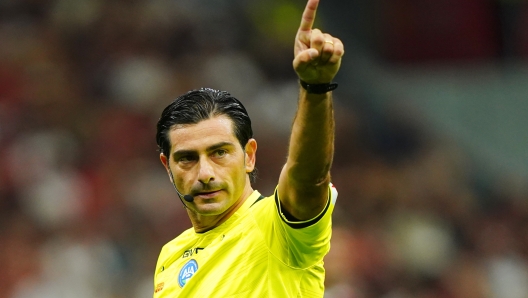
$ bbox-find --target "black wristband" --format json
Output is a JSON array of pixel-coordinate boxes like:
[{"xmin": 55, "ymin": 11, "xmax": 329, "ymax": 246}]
[{"xmin": 299, "ymin": 80, "xmax": 338, "ymax": 94}]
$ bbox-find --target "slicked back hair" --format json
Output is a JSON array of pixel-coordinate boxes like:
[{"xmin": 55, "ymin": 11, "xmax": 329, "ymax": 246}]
[{"xmin": 156, "ymin": 88, "xmax": 257, "ymax": 183}]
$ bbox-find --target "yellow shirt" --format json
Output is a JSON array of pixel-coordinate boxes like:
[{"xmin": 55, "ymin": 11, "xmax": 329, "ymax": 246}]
[{"xmin": 153, "ymin": 184, "xmax": 338, "ymax": 297}]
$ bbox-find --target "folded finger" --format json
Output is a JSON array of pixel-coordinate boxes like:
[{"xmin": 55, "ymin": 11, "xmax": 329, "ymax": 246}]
[
  {"xmin": 310, "ymin": 28, "xmax": 325, "ymax": 61},
  {"xmin": 328, "ymin": 37, "xmax": 345, "ymax": 64},
  {"xmin": 319, "ymin": 33, "xmax": 335, "ymax": 64}
]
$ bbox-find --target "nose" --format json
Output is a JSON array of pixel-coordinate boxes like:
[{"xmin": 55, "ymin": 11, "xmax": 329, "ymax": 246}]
[{"xmin": 197, "ymin": 158, "xmax": 215, "ymax": 184}]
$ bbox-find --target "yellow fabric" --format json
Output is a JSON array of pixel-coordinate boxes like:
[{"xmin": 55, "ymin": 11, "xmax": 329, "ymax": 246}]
[{"xmin": 153, "ymin": 184, "xmax": 337, "ymax": 298}]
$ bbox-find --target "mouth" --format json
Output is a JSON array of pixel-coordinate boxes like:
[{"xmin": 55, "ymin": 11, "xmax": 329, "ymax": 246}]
[{"xmin": 195, "ymin": 190, "xmax": 221, "ymax": 199}]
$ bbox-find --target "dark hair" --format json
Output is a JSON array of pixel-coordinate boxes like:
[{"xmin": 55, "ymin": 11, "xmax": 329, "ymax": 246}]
[{"xmin": 156, "ymin": 88, "xmax": 257, "ymax": 183}]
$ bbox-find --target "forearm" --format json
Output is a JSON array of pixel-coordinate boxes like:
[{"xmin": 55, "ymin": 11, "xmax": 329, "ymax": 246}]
[{"xmin": 286, "ymin": 88, "xmax": 334, "ymax": 187}]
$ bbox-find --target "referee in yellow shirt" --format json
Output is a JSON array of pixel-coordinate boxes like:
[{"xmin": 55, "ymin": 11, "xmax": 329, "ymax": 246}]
[{"xmin": 154, "ymin": 0, "xmax": 344, "ymax": 296}]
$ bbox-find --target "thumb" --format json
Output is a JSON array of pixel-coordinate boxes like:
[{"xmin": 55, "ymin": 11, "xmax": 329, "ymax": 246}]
[{"xmin": 293, "ymin": 49, "xmax": 319, "ymax": 71}]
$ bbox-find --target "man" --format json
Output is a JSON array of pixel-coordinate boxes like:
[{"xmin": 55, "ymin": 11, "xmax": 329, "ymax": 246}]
[{"xmin": 153, "ymin": 0, "xmax": 344, "ymax": 296}]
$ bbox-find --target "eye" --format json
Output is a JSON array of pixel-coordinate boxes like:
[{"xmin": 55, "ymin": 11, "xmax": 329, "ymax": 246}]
[
  {"xmin": 178, "ymin": 155, "xmax": 196, "ymax": 163},
  {"xmin": 213, "ymin": 149, "xmax": 227, "ymax": 158}
]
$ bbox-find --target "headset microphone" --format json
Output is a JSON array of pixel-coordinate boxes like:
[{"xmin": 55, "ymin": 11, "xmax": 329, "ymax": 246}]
[
  {"xmin": 183, "ymin": 194, "xmax": 194, "ymax": 203},
  {"xmin": 168, "ymin": 168, "xmax": 194, "ymax": 203}
]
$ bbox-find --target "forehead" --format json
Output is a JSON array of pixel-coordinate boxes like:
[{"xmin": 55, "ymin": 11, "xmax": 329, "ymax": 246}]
[{"xmin": 167, "ymin": 115, "xmax": 237, "ymax": 153}]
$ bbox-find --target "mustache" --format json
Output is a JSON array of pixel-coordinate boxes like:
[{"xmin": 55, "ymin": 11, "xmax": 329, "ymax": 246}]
[{"xmin": 189, "ymin": 182, "xmax": 224, "ymax": 194}]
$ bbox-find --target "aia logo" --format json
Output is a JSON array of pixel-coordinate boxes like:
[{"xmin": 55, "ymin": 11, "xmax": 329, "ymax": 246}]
[{"xmin": 178, "ymin": 259, "xmax": 198, "ymax": 287}]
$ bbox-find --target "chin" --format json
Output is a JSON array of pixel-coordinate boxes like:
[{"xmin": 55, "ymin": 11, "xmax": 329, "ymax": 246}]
[{"xmin": 194, "ymin": 201, "xmax": 229, "ymax": 216}]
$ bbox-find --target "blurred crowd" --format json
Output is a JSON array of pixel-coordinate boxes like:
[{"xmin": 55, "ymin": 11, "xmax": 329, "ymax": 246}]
[{"xmin": 1, "ymin": 0, "xmax": 528, "ymax": 297}]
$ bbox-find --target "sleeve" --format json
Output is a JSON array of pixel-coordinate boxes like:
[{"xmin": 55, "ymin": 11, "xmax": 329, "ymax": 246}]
[{"xmin": 253, "ymin": 183, "xmax": 338, "ymax": 269}]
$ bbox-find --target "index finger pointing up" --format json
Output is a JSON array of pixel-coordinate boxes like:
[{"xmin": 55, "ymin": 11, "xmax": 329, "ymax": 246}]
[{"xmin": 298, "ymin": 0, "xmax": 319, "ymax": 35}]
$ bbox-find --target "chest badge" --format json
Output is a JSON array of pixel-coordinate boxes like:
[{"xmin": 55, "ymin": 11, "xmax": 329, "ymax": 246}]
[{"xmin": 178, "ymin": 259, "xmax": 198, "ymax": 287}]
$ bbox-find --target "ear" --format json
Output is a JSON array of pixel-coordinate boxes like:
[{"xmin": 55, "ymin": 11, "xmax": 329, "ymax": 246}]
[
  {"xmin": 244, "ymin": 138, "xmax": 257, "ymax": 173},
  {"xmin": 160, "ymin": 153, "xmax": 172, "ymax": 181}
]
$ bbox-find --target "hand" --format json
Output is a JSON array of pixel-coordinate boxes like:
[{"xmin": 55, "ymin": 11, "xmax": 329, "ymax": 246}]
[{"xmin": 293, "ymin": 0, "xmax": 344, "ymax": 84}]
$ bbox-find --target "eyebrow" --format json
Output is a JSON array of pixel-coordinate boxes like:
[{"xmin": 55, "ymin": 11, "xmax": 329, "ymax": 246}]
[{"xmin": 172, "ymin": 141, "xmax": 236, "ymax": 160}]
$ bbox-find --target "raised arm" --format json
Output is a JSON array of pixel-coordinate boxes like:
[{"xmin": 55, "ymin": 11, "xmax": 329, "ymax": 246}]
[{"xmin": 278, "ymin": 0, "xmax": 344, "ymax": 221}]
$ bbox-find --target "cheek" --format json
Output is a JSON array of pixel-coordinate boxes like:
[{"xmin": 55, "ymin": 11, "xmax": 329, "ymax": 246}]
[
  {"xmin": 228, "ymin": 157, "xmax": 248, "ymax": 185},
  {"xmin": 218, "ymin": 153, "xmax": 247, "ymax": 186}
]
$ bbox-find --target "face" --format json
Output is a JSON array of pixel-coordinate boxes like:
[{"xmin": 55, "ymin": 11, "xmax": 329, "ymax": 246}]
[{"xmin": 160, "ymin": 115, "xmax": 256, "ymax": 216}]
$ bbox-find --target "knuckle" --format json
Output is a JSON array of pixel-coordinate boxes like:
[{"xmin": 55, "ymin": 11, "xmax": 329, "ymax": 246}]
[
  {"xmin": 312, "ymin": 35, "xmax": 324, "ymax": 44},
  {"xmin": 322, "ymin": 48, "xmax": 334, "ymax": 55},
  {"xmin": 312, "ymin": 40, "xmax": 324, "ymax": 47}
]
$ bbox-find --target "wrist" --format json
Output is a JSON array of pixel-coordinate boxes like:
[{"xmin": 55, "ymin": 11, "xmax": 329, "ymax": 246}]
[{"xmin": 299, "ymin": 80, "xmax": 338, "ymax": 94}]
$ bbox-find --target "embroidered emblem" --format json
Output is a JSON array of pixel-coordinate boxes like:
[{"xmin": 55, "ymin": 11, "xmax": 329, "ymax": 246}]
[
  {"xmin": 155, "ymin": 282, "xmax": 164, "ymax": 293},
  {"xmin": 178, "ymin": 259, "xmax": 198, "ymax": 287}
]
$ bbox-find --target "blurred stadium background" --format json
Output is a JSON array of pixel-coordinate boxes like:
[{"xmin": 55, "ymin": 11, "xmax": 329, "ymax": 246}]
[{"xmin": 1, "ymin": 0, "xmax": 528, "ymax": 297}]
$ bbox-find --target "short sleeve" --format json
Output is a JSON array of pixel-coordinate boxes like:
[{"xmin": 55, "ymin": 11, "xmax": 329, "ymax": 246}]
[{"xmin": 251, "ymin": 183, "xmax": 338, "ymax": 269}]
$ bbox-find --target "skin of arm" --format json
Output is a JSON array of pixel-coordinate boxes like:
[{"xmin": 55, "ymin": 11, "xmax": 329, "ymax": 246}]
[{"xmin": 278, "ymin": 0, "xmax": 344, "ymax": 221}]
